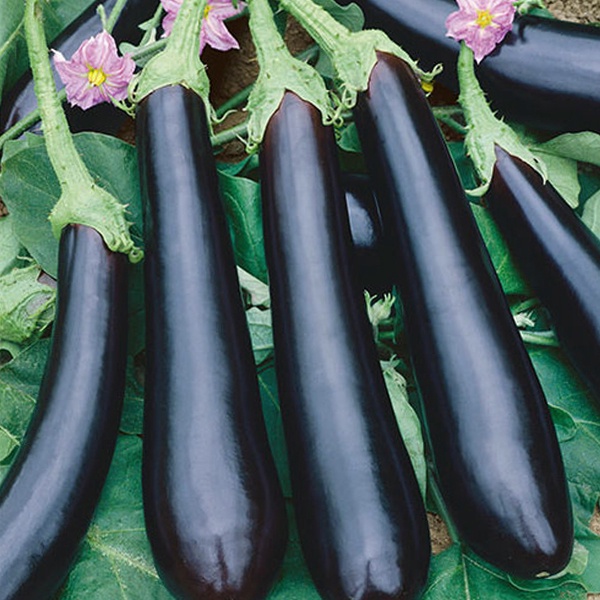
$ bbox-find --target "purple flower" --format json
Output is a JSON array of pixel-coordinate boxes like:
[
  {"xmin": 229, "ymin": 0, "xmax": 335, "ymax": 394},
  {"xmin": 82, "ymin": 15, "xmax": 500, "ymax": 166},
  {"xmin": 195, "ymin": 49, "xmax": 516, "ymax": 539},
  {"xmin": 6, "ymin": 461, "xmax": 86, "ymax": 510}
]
[
  {"xmin": 161, "ymin": 0, "xmax": 246, "ymax": 53},
  {"xmin": 446, "ymin": 0, "xmax": 516, "ymax": 63},
  {"xmin": 53, "ymin": 30, "xmax": 135, "ymax": 110}
]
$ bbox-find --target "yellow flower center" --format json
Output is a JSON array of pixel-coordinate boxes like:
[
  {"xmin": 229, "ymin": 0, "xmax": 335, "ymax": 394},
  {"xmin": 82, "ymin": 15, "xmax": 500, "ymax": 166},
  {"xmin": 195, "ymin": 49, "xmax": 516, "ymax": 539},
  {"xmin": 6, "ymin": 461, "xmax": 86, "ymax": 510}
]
[
  {"xmin": 87, "ymin": 67, "xmax": 107, "ymax": 87},
  {"xmin": 421, "ymin": 80, "xmax": 435, "ymax": 94},
  {"xmin": 475, "ymin": 9, "xmax": 494, "ymax": 28},
  {"xmin": 203, "ymin": 4, "xmax": 212, "ymax": 18}
]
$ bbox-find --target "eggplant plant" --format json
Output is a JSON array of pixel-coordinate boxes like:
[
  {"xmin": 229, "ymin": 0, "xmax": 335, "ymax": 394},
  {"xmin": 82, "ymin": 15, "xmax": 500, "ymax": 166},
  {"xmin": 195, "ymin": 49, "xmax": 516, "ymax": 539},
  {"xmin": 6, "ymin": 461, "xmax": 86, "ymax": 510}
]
[{"xmin": 0, "ymin": 0, "xmax": 599, "ymax": 598}]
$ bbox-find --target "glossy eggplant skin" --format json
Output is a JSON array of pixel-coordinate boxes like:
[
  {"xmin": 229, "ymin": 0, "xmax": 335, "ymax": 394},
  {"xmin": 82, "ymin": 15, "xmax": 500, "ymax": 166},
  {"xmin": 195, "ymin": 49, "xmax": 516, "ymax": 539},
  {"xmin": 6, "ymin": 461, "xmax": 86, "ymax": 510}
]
[
  {"xmin": 0, "ymin": 224, "xmax": 127, "ymax": 600},
  {"xmin": 137, "ymin": 85, "xmax": 287, "ymax": 600},
  {"xmin": 261, "ymin": 91, "xmax": 431, "ymax": 600},
  {"xmin": 0, "ymin": 0, "xmax": 157, "ymax": 136},
  {"xmin": 488, "ymin": 146, "xmax": 600, "ymax": 400},
  {"xmin": 343, "ymin": 172, "xmax": 392, "ymax": 294},
  {"xmin": 344, "ymin": 0, "xmax": 600, "ymax": 132},
  {"xmin": 353, "ymin": 53, "xmax": 573, "ymax": 579}
]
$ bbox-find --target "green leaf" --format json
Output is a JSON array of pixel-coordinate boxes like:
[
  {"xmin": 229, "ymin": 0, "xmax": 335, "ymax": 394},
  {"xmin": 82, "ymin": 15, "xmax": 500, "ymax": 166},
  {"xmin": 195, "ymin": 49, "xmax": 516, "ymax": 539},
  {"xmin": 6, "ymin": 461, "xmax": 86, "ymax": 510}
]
[
  {"xmin": 258, "ymin": 365, "xmax": 291, "ymax": 498},
  {"xmin": 0, "ymin": 338, "xmax": 47, "ymax": 467},
  {"xmin": 267, "ymin": 504, "xmax": 321, "ymax": 599},
  {"xmin": 448, "ymin": 140, "xmax": 479, "ymax": 192},
  {"xmin": 581, "ymin": 189, "xmax": 600, "ymax": 240},
  {"xmin": 382, "ymin": 362, "xmax": 426, "ymax": 498},
  {"xmin": 531, "ymin": 150, "xmax": 580, "ymax": 208},
  {"xmin": 119, "ymin": 363, "xmax": 144, "ymax": 436},
  {"xmin": 218, "ymin": 170, "xmax": 268, "ymax": 283},
  {"xmin": 470, "ymin": 203, "xmax": 531, "ymax": 296},
  {"xmin": 59, "ymin": 436, "xmax": 171, "ymax": 600},
  {"xmin": 0, "ymin": 215, "xmax": 27, "ymax": 275},
  {"xmin": 423, "ymin": 545, "xmax": 587, "ymax": 599},
  {"xmin": 238, "ymin": 266, "xmax": 270, "ymax": 308},
  {"xmin": 0, "ymin": 263, "xmax": 55, "ymax": 349},
  {"xmin": 530, "ymin": 347, "xmax": 600, "ymax": 500},
  {"xmin": 126, "ymin": 262, "xmax": 146, "ymax": 357},
  {"xmin": 247, "ymin": 307, "xmax": 274, "ymax": 365},
  {"xmin": 536, "ymin": 132, "xmax": 600, "ymax": 168},
  {"xmin": 337, "ymin": 121, "xmax": 361, "ymax": 154},
  {"xmin": 312, "ymin": 0, "xmax": 364, "ymax": 31},
  {"xmin": 0, "ymin": 132, "xmax": 143, "ymax": 278}
]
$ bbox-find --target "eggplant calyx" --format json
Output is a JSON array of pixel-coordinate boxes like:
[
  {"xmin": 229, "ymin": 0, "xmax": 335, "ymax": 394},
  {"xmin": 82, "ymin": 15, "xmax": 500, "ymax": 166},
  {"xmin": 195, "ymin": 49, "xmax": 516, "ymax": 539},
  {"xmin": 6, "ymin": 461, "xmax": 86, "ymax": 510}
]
[
  {"xmin": 128, "ymin": 0, "xmax": 210, "ymax": 107},
  {"xmin": 50, "ymin": 185, "xmax": 143, "ymax": 262},
  {"xmin": 457, "ymin": 42, "xmax": 547, "ymax": 196},
  {"xmin": 244, "ymin": 0, "xmax": 336, "ymax": 152},
  {"xmin": 279, "ymin": 0, "xmax": 442, "ymax": 108}
]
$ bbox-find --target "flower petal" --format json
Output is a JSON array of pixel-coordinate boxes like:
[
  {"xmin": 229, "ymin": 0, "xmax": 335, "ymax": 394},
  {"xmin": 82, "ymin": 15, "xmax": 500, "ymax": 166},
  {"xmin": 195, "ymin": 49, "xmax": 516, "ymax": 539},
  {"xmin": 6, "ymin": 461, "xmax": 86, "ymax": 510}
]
[
  {"xmin": 201, "ymin": 13, "xmax": 241, "ymax": 52},
  {"xmin": 445, "ymin": 0, "xmax": 515, "ymax": 61},
  {"xmin": 53, "ymin": 31, "xmax": 135, "ymax": 109}
]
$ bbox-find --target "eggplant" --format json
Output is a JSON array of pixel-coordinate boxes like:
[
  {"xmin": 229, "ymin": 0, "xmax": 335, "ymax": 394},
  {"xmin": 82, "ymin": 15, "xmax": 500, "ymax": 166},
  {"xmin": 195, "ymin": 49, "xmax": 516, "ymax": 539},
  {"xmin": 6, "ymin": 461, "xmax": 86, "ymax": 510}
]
[
  {"xmin": 137, "ymin": 85, "xmax": 287, "ymax": 600},
  {"xmin": 488, "ymin": 145, "xmax": 600, "ymax": 400},
  {"xmin": 0, "ymin": 0, "xmax": 158, "ymax": 137},
  {"xmin": 342, "ymin": 172, "xmax": 392, "ymax": 294},
  {"xmin": 261, "ymin": 90, "xmax": 431, "ymax": 600},
  {"xmin": 0, "ymin": 224, "xmax": 128, "ymax": 599},
  {"xmin": 353, "ymin": 52, "xmax": 573, "ymax": 578},
  {"xmin": 343, "ymin": 0, "xmax": 600, "ymax": 132}
]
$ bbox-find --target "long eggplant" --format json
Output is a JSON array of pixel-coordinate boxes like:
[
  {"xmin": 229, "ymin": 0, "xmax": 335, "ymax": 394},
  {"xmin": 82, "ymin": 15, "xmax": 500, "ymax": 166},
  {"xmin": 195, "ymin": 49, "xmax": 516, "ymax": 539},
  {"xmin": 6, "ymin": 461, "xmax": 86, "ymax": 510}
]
[
  {"xmin": 488, "ymin": 146, "xmax": 600, "ymax": 400},
  {"xmin": 0, "ymin": 224, "xmax": 128, "ymax": 599},
  {"xmin": 0, "ymin": 0, "xmax": 158, "ymax": 137},
  {"xmin": 353, "ymin": 52, "xmax": 573, "ymax": 578},
  {"xmin": 137, "ymin": 84, "xmax": 287, "ymax": 600},
  {"xmin": 344, "ymin": 0, "xmax": 600, "ymax": 132},
  {"xmin": 261, "ymin": 90, "xmax": 431, "ymax": 600}
]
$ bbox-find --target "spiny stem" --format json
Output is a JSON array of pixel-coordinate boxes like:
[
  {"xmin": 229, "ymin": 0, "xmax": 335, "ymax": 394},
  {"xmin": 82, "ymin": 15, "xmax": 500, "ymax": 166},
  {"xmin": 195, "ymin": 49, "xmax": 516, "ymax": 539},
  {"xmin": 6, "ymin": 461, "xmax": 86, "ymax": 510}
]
[
  {"xmin": 24, "ymin": 0, "xmax": 93, "ymax": 194},
  {"xmin": 278, "ymin": 0, "xmax": 347, "ymax": 56},
  {"xmin": 212, "ymin": 120, "xmax": 248, "ymax": 146},
  {"xmin": 248, "ymin": 0, "xmax": 289, "ymax": 64},
  {"xmin": 104, "ymin": 0, "xmax": 130, "ymax": 33}
]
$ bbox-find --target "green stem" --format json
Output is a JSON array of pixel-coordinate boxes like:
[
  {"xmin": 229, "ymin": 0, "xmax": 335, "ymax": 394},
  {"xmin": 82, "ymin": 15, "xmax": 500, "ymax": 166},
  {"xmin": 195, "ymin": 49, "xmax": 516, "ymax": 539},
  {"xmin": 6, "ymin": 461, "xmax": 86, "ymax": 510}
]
[
  {"xmin": 211, "ymin": 120, "xmax": 248, "ymax": 146},
  {"xmin": 278, "ymin": 0, "xmax": 347, "ymax": 57},
  {"xmin": 104, "ymin": 0, "xmax": 130, "ymax": 33},
  {"xmin": 434, "ymin": 112, "xmax": 467, "ymax": 136},
  {"xmin": 0, "ymin": 104, "xmax": 45, "ymax": 151},
  {"xmin": 24, "ymin": 0, "xmax": 94, "ymax": 194},
  {"xmin": 248, "ymin": 0, "xmax": 290, "ymax": 64}
]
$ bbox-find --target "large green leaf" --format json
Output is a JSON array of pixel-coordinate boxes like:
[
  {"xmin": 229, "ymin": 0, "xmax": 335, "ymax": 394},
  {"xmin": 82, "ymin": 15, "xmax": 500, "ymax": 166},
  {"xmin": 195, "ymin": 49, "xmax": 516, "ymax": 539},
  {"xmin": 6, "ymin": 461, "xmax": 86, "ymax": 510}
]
[
  {"xmin": 0, "ymin": 132, "xmax": 143, "ymax": 278},
  {"xmin": 423, "ymin": 545, "xmax": 586, "ymax": 600},
  {"xmin": 0, "ymin": 338, "xmax": 47, "ymax": 466},
  {"xmin": 0, "ymin": 263, "xmax": 55, "ymax": 351},
  {"xmin": 59, "ymin": 436, "xmax": 170, "ymax": 600},
  {"xmin": 218, "ymin": 169, "xmax": 268, "ymax": 283},
  {"xmin": 470, "ymin": 203, "xmax": 531, "ymax": 297}
]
